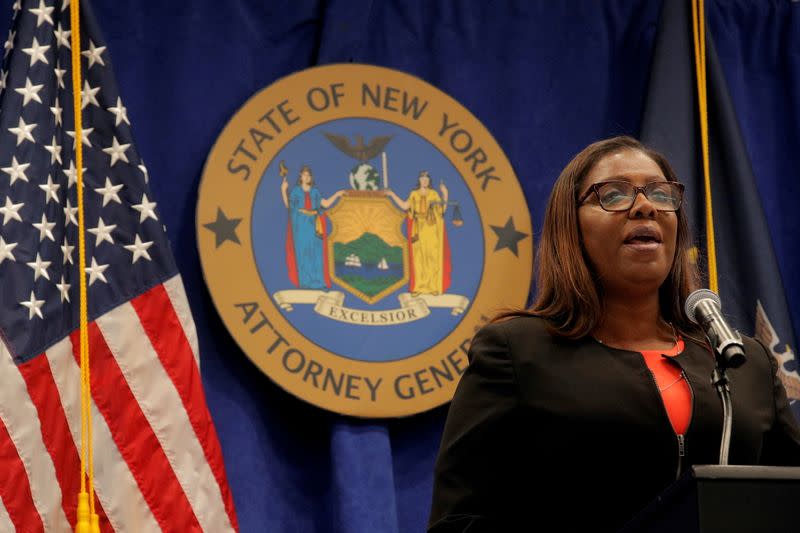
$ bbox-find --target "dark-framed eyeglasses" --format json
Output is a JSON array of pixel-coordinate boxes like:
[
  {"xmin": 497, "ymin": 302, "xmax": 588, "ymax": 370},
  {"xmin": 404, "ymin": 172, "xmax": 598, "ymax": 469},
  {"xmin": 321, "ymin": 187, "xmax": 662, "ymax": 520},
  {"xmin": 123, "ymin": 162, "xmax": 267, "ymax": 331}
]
[{"xmin": 577, "ymin": 180, "xmax": 685, "ymax": 212}]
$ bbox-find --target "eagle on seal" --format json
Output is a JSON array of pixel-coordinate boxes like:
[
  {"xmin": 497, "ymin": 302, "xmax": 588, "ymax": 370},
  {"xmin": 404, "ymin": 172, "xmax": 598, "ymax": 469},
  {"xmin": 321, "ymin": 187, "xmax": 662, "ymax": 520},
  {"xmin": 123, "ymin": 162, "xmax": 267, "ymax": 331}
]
[{"xmin": 323, "ymin": 132, "xmax": 393, "ymax": 161}]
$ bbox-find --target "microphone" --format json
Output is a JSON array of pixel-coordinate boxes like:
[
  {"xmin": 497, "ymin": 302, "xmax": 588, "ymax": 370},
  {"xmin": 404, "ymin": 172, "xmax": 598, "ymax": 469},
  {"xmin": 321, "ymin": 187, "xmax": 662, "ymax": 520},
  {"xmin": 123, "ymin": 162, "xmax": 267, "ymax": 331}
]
[{"xmin": 684, "ymin": 289, "xmax": 746, "ymax": 368}]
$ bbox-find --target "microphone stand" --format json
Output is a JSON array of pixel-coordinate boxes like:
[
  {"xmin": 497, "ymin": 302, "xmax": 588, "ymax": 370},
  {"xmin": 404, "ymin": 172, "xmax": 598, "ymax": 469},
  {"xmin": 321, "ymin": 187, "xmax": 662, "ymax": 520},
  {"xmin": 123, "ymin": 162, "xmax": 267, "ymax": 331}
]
[
  {"xmin": 711, "ymin": 366, "xmax": 733, "ymax": 465},
  {"xmin": 705, "ymin": 327, "xmax": 745, "ymax": 466}
]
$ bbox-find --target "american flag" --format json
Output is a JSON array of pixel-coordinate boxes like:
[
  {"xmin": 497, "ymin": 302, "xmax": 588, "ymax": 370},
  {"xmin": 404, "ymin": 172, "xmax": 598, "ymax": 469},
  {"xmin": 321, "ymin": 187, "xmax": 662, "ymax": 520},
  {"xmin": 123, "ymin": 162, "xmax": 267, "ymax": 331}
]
[{"xmin": 0, "ymin": 1, "xmax": 238, "ymax": 531}]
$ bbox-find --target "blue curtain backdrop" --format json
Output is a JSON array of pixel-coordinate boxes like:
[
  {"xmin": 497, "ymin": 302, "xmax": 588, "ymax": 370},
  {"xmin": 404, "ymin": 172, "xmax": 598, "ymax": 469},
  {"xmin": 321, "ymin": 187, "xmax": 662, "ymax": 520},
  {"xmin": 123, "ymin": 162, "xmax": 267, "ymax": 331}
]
[{"xmin": 2, "ymin": 1, "xmax": 798, "ymax": 531}]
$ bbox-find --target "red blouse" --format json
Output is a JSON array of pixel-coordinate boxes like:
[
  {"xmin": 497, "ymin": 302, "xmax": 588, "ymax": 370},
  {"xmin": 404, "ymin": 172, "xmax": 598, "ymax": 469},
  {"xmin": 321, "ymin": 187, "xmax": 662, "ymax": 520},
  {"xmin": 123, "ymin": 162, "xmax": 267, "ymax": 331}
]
[{"xmin": 640, "ymin": 339, "xmax": 691, "ymax": 435}]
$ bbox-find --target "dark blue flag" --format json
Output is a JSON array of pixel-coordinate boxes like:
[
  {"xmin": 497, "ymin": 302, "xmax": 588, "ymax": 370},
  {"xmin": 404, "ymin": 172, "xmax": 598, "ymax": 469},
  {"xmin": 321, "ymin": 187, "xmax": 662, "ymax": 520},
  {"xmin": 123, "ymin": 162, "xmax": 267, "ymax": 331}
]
[{"xmin": 641, "ymin": 0, "xmax": 800, "ymax": 417}]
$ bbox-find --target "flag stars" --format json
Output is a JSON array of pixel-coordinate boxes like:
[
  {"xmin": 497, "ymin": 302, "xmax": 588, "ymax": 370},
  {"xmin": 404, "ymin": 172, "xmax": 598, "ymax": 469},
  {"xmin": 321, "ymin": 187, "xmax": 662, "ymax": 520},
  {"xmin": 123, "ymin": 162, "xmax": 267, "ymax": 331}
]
[
  {"xmin": 63, "ymin": 161, "xmax": 84, "ymax": 188},
  {"xmin": 0, "ymin": 237, "xmax": 17, "ymax": 264},
  {"xmin": 39, "ymin": 175, "xmax": 60, "ymax": 203},
  {"xmin": 108, "ymin": 97, "xmax": 130, "ymax": 126},
  {"xmin": 88, "ymin": 217, "xmax": 116, "ymax": 246},
  {"xmin": 1, "ymin": 156, "xmax": 31, "ymax": 185},
  {"xmin": 3, "ymin": 30, "xmax": 15, "ymax": 59},
  {"xmin": 0, "ymin": 70, "xmax": 7, "ymax": 91},
  {"xmin": 63, "ymin": 198, "xmax": 77, "ymax": 226},
  {"xmin": 54, "ymin": 65, "xmax": 66, "ymax": 89},
  {"xmin": 66, "ymin": 127, "xmax": 94, "ymax": 149},
  {"xmin": 81, "ymin": 40, "xmax": 106, "ymax": 68},
  {"xmin": 94, "ymin": 177, "xmax": 123, "ymax": 206},
  {"xmin": 15, "ymin": 77, "xmax": 44, "ymax": 106},
  {"xmin": 56, "ymin": 275, "xmax": 70, "ymax": 303},
  {"xmin": 32, "ymin": 213, "xmax": 56, "ymax": 242},
  {"xmin": 44, "ymin": 135, "xmax": 63, "ymax": 164},
  {"xmin": 102, "ymin": 136, "xmax": 130, "ymax": 167},
  {"xmin": 0, "ymin": 197, "xmax": 24, "ymax": 225},
  {"xmin": 61, "ymin": 238, "xmax": 74, "ymax": 264},
  {"xmin": 50, "ymin": 98, "xmax": 63, "ymax": 126},
  {"xmin": 81, "ymin": 80, "xmax": 100, "ymax": 109},
  {"xmin": 124, "ymin": 235, "xmax": 154, "ymax": 263},
  {"xmin": 26, "ymin": 252, "xmax": 51, "ymax": 281},
  {"xmin": 20, "ymin": 291, "xmax": 45, "ymax": 320},
  {"xmin": 29, "ymin": 0, "xmax": 55, "ymax": 27},
  {"xmin": 22, "ymin": 37, "xmax": 50, "ymax": 67},
  {"xmin": 138, "ymin": 164, "xmax": 149, "ymax": 184},
  {"xmin": 85, "ymin": 257, "xmax": 109, "ymax": 286},
  {"xmin": 9, "ymin": 117, "xmax": 37, "ymax": 146},
  {"xmin": 54, "ymin": 23, "xmax": 70, "ymax": 48},
  {"xmin": 132, "ymin": 193, "xmax": 158, "ymax": 222}
]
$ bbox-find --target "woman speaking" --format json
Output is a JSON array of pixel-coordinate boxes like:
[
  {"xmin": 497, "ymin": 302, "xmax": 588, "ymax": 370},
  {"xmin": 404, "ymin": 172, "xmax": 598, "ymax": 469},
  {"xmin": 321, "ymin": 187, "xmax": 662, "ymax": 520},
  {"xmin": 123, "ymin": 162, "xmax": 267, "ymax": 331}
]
[{"xmin": 427, "ymin": 137, "xmax": 800, "ymax": 532}]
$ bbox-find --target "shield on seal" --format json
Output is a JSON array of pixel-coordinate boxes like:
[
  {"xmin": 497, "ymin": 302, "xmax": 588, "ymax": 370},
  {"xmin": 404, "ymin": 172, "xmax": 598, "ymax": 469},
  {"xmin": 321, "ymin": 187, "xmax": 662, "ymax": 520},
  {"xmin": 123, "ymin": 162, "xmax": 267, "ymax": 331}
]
[{"xmin": 327, "ymin": 191, "xmax": 409, "ymax": 304}]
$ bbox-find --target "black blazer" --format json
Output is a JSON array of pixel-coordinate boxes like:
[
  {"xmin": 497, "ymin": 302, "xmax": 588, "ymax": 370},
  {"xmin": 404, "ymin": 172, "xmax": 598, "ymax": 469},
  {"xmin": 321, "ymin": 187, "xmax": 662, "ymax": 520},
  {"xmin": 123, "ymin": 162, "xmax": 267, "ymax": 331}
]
[{"xmin": 428, "ymin": 316, "xmax": 800, "ymax": 533}]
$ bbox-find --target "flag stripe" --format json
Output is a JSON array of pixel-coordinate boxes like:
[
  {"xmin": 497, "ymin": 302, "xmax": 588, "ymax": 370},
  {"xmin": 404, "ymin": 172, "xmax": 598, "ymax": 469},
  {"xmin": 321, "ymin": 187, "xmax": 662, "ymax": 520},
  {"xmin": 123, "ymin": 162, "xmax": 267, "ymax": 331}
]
[
  {"xmin": 0, "ymin": 412, "xmax": 44, "ymax": 533},
  {"xmin": 17, "ymin": 351, "xmax": 113, "ymax": 533},
  {"xmin": 0, "ymin": 343, "xmax": 69, "ymax": 532},
  {"xmin": 163, "ymin": 275, "xmax": 200, "ymax": 365},
  {"xmin": 15, "ymin": 354, "xmax": 75, "ymax": 527},
  {"xmin": 0, "ymin": 494, "xmax": 14, "ymax": 533},
  {"xmin": 132, "ymin": 282, "xmax": 238, "ymax": 530},
  {"xmin": 70, "ymin": 326, "xmax": 203, "ymax": 532},
  {"xmin": 97, "ymin": 297, "xmax": 235, "ymax": 533},
  {"xmin": 46, "ymin": 336, "xmax": 160, "ymax": 532}
]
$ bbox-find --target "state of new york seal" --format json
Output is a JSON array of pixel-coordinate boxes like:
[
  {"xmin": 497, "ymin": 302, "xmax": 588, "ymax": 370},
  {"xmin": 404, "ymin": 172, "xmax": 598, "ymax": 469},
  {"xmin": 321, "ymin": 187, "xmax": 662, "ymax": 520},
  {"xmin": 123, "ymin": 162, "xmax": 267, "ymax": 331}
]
[{"xmin": 197, "ymin": 64, "xmax": 532, "ymax": 417}]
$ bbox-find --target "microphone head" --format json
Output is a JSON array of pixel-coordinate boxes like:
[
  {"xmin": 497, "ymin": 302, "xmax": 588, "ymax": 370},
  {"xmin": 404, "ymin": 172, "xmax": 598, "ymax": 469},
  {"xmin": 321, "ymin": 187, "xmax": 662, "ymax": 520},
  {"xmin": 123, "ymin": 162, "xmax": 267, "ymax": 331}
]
[{"xmin": 684, "ymin": 289, "xmax": 721, "ymax": 324}]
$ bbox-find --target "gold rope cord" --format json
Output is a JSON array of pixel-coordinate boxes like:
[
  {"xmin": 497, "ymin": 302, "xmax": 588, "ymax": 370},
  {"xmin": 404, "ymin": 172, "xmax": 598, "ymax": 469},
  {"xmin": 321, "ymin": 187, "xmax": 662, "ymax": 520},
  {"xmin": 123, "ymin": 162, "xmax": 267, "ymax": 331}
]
[
  {"xmin": 69, "ymin": 0, "xmax": 99, "ymax": 530},
  {"xmin": 691, "ymin": 0, "xmax": 718, "ymax": 292}
]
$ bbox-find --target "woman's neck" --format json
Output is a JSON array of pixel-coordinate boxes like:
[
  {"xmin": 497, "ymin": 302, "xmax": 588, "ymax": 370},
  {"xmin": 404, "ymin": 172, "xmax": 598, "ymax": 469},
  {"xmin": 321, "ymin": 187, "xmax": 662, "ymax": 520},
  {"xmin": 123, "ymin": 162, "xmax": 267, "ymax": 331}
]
[{"xmin": 592, "ymin": 294, "xmax": 675, "ymax": 351}]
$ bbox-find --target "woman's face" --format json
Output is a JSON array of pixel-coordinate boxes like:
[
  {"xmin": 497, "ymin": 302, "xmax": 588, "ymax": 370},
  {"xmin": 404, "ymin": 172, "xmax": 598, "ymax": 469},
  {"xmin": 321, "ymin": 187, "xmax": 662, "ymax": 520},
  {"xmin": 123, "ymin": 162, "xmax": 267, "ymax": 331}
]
[
  {"xmin": 300, "ymin": 170, "xmax": 312, "ymax": 185},
  {"xmin": 419, "ymin": 175, "xmax": 430, "ymax": 188},
  {"xmin": 577, "ymin": 149, "xmax": 678, "ymax": 297}
]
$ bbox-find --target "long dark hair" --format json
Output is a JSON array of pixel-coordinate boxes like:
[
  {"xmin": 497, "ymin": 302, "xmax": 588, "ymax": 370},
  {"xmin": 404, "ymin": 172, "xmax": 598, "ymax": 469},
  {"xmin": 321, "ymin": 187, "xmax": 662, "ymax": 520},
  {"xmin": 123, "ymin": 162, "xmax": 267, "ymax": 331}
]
[
  {"xmin": 414, "ymin": 170, "xmax": 431, "ymax": 190},
  {"xmin": 296, "ymin": 165, "xmax": 315, "ymax": 186},
  {"xmin": 496, "ymin": 136, "xmax": 701, "ymax": 340}
]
